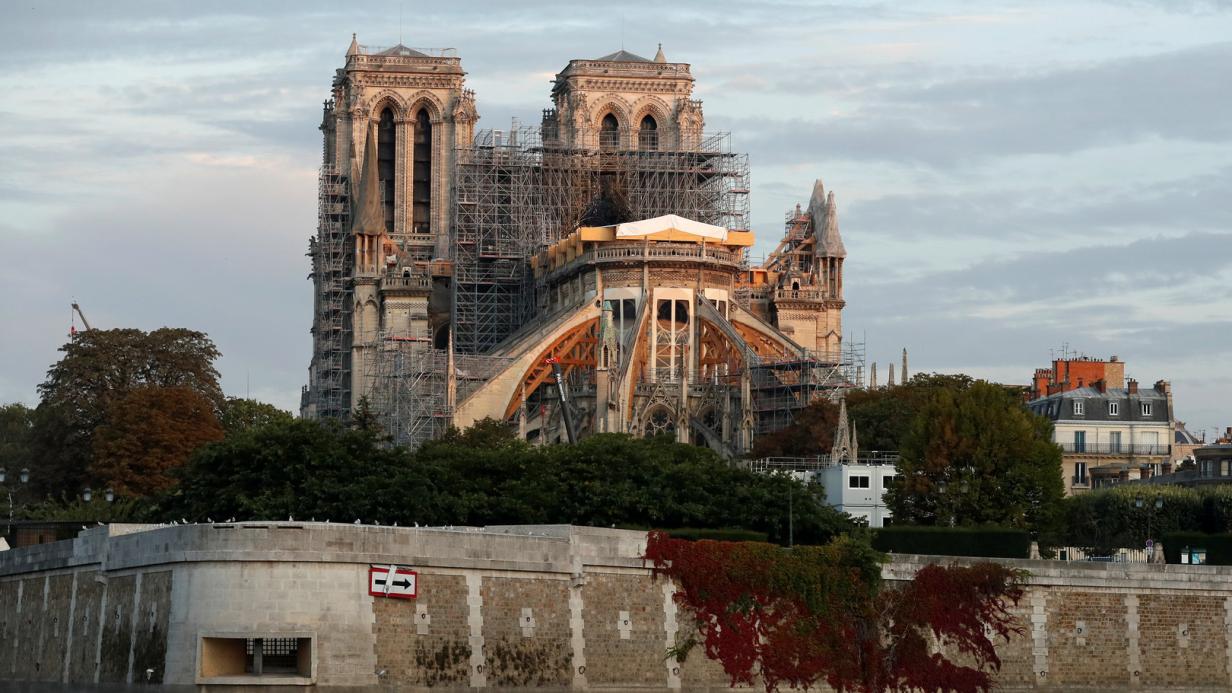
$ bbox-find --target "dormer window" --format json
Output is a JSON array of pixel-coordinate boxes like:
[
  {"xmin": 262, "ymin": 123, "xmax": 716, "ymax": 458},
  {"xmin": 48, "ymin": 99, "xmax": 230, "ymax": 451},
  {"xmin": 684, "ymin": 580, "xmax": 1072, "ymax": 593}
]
[
  {"xmin": 1109, "ymin": 402, "xmax": 1119, "ymax": 416},
  {"xmin": 1141, "ymin": 402, "xmax": 1153, "ymax": 416},
  {"xmin": 1073, "ymin": 400, "xmax": 1085, "ymax": 416}
]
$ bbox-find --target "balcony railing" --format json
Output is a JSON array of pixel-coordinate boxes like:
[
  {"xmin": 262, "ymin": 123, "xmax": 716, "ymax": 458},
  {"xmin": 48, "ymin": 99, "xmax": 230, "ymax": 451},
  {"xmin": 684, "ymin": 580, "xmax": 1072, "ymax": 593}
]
[{"xmin": 1060, "ymin": 443, "xmax": 1170, "ymax": 456}]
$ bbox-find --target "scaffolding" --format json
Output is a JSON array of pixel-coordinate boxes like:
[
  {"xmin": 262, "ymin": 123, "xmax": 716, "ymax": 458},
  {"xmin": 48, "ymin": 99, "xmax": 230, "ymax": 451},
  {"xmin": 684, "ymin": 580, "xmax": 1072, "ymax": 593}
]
[
  {"xmin": 363, "ymin": 330, "xmax": 515, "ymax": 448},
  {"xmin": 305, "ymin": 162, "xmax": 352, "ymax": 419},
  {"xmin": 748, "ymin": 337, "xmax": 865, "ymax": 434},
  {"xmin": 451, "ymin": 127, "xmax": 750, "ymax": 355}
]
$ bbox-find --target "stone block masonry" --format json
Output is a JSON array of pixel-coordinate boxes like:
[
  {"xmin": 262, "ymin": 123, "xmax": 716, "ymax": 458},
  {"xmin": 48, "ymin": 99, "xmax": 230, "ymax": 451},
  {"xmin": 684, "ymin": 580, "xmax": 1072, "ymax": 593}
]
[{"xmin": 5, "ymin": 523, "xmax": 1232, "ymax": 690}]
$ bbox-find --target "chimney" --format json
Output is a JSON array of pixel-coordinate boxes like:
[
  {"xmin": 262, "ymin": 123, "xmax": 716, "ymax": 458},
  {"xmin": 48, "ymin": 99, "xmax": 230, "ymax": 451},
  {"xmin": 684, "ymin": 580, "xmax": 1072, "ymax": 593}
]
[
  {"xmin": 1077, "ymin": 377, "xmax": 1085, "ymax": 388},
  {"xmin": 1127, "ymin": 378, "xmax": 1138, "ymax": 395},
  {"xmin": 1094, "ymin": 379, "xmax": 1106, "ymax": 394}
]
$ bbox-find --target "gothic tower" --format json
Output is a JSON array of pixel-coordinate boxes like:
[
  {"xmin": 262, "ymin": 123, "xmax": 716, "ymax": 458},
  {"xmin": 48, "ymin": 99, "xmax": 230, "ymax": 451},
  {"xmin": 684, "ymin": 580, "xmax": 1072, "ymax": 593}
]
[{"xmin": 304, "ymin": 35, "xmax": 478, "ymax": 418}]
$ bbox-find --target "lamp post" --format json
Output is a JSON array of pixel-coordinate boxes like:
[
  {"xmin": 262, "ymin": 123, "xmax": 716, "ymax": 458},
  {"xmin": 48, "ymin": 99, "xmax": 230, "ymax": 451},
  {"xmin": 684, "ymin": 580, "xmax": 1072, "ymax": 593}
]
[
  {"xmin": 2, "ymin": 467, "xmax": 31, "ymax": 542},
  {"xmin": 1136, "ymin": 495, "xmax": 1164, "ymax": 560},
  {"xmin": 82, "ymin": 487, "xmax": 92, "ymax": 503}
]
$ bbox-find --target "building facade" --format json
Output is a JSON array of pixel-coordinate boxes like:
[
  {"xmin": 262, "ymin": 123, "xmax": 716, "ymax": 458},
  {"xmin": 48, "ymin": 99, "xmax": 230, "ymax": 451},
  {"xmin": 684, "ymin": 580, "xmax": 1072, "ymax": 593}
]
[
  {"xmin": 301, "ymin": 39, "xmax": 861, "ymax": 452},
  {"xmin": 1028, "ymin": 379, "xmax": 1173, "ymax": 494}
]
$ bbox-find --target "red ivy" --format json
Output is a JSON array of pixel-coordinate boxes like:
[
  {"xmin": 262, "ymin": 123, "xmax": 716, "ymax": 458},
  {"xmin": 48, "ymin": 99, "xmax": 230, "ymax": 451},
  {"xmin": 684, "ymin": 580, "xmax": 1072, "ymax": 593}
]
[{"xmin": 645, "ymin": 532, "xmax": 1025, "ymax": 693}]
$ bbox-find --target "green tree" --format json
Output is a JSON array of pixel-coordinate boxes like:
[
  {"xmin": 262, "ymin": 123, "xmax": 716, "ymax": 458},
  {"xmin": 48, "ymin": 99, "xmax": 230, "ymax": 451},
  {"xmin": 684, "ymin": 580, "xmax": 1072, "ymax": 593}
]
[
  {"xmin": 163, "ymin": 420, "xmax": 854, "ymax": 545},
  {"xmin": 220, "ymin": 397, "xmax": 293, "ymax": 435},
  {"xmin": 30, "ymin": 328, "xmax": 222, "ymax": 495},
  {"xmin": 0, "ymin": 402, "xmax": 33, "ymax": 474},
  {"xmin": 91, "ymin": 386, "xmax": 225, "ymax": 497},
  {"xmin": 886, "ymin": 381, "xmax": 1064, "ymax": 531}
]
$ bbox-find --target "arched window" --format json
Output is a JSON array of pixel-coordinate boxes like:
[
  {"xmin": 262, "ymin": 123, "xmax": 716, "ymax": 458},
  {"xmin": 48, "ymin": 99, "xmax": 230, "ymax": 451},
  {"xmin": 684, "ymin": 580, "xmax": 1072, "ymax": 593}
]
[
  {"xmin": 412, "ymin": 109, "xmax": 432, "ymax": 235},
  {"xmin": 377, "ymin": 108, "xmax": 396, "ymax": 233},
  {"xmin": 638, "ymin": 115, "xmax": 658, "ymax": 151},
  {"xmin": 599, "ymin": 113, "xmax": 620, "ymax": 151}
]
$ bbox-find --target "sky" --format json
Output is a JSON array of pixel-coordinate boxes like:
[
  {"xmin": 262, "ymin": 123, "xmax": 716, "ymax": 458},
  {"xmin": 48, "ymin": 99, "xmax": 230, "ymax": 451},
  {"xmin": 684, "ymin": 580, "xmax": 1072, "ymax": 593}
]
[{"xmin": 0, "ymin": 1, "xmax": 1229, "ymax": 438}]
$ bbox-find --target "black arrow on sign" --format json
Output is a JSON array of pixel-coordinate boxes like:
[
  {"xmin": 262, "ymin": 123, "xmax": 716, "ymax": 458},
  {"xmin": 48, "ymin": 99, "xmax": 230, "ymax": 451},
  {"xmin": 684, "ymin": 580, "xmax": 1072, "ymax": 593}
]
[{"xmin": 374, "ymin": 577, "xmax": 414, "ymax": 589}]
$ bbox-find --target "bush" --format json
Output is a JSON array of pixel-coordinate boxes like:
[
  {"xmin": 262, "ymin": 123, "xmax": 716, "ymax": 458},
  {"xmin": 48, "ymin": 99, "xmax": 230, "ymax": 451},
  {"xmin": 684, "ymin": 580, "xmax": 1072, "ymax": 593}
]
[
  {"xmin": 872, "ymin": 525, "xmax": 1031, "ymax": 559},
  {"xmin": 662, "ymin": 528, "xmax": 769, "ymax": 543},
  {"xmin": 1162, "ymin": 532, "xmax": 1232, "ymax": 566},
  {"xmin": 1062, "ymin": 485, "xmax": 1232, "ymax": 554}
]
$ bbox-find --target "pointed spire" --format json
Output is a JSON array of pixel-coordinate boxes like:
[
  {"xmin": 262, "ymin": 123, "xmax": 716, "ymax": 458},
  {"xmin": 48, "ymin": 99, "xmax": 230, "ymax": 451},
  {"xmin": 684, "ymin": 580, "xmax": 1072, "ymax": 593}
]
[
  {"xmin": 654, "ymin": 43, "xmax": 667, "ymax": 63},
  {"xmin": 869, "ymin": 362, "xmax": 878, "ymax": 389},
  {"xmin": 820, "ymin": 190, "xmax": 846, "ymax": 257},
  {"xmin": 832, "ymin": 398, "xmax": 853, "ymax": 463},
  {"xmin": 351, "ymin": 121, "xmax": 385, "ymax": 237},
  {"xmin": 807, "ymin": 179, "xmax": 826, "ymax": 229},
  {"xmin": 347, "ymin": 33, "xmax": 360, "ymax": 57},
  {"xmin": 850, "ymin": 420, "xmax": 859, "ymax": 462},
  {"xmin": 901, "ymin": 348, "xmax": 909, "ymax": 385},
  {"xmin": 888, "ymin": 363, "xmax": 896, "ymax": 387}
]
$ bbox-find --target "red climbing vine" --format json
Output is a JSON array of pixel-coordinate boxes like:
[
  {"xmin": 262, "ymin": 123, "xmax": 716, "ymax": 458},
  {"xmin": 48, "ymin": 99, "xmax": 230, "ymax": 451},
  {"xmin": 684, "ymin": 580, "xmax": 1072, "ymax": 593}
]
[{"xmin": 645, "ymin": 532, "xmax": 1025, "ymax": 693}]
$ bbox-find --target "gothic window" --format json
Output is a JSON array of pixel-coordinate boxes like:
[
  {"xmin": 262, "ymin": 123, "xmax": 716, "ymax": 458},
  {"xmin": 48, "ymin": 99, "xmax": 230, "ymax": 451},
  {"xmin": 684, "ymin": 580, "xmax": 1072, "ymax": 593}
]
[
  {"xmin": 377, "ymin": 107, "xmax": 396, "ymax": 233},
  {"xmin": 644, "ymin": 407, "xmax": 675, "ymax": 439},
  {"xmin": 638, "ymin": 115, "xmax": 658, "ymax": 151},
  {"xmin": 600, "ymin": 113, "xmax": 620, "ymax": 151},
  {"xmin": 412, "ymin": 109, "xmax": 432, "ymax": 235}
]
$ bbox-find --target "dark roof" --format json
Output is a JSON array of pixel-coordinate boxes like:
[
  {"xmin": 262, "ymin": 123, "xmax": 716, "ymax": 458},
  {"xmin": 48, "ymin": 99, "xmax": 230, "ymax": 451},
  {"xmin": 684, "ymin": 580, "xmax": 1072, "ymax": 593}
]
[
  {"xmin": 1026, "ymin": 386, "xmax": 1171, "ymax": 423},
  {"xmin": 594, "ymin": 49, "xmax": 651, "ymax": 62},
  {"xmin": 376, "ymin": 44, "xmax": 429, "ymax": 58}
]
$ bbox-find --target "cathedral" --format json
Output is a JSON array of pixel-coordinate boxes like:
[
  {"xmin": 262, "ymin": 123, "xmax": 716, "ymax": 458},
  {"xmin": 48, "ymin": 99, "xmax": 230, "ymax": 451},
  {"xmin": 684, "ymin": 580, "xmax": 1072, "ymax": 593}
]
[{"xmin": 302, "ymin": 37, "xmax": 858, "ymax": 454}]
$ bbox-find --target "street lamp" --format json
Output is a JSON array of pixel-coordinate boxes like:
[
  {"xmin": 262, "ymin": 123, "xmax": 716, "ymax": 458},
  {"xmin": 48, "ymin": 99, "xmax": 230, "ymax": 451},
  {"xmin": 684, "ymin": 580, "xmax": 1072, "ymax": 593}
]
[
  {"xmin": 82, "ymin": 488, "xmax": 93, "ymax": 503},
  {"xmin": 1135, "ymin": 495, "xmax": 1164, "ymax": 559},
  {"xmin": 0, "ymin": 468, "xmax": 6, "ymax": 484},
  {"xmin": 104, "ymin": 488, "xmax": 115, "ymax": 503},
  {"xmin": 18, "ymin": 468, "xmax": 28, "ymax": 484}
]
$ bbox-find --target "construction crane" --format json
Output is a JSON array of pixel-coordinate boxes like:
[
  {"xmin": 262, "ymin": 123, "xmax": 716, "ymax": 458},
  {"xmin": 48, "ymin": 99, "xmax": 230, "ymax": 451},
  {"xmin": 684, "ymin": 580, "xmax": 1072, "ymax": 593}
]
[
  {"xmin": 545, "ymin": 357, "xmax": 578, "ymax": 444},
  {"xmin": 70, "ymin": 302, "xmax": 92, "ymax": 335}
]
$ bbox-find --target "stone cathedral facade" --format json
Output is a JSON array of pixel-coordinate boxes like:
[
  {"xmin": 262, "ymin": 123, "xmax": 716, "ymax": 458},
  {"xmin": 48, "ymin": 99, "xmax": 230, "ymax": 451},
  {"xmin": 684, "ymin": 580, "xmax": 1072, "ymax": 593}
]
[{"xmin": 302, "ymin": 36, "xmax": 855, "ymax": 454}]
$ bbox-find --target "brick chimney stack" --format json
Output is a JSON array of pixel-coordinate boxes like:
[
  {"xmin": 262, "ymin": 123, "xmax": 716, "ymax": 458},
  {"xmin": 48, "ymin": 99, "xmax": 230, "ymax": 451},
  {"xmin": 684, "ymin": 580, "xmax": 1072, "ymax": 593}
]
[
  {"xmin": 1094, "ymin": 379, "xmax": 1107, "ymax": 394},
  {"xmin": 1127, "ymin": 378, "xmax": 1138, "ymax": 394}
]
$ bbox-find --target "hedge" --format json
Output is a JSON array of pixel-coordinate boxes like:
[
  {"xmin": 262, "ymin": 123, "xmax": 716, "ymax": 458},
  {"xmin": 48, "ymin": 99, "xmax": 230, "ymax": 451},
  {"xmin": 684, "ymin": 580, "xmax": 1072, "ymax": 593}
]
[
  {"xmin": 1162, "ymin": 532, "xmax": 1232, "ymax": 566},
  {"xmin": 872, "ymin": 525, "xmax": 1031, "ymax": 559},
  {"xmin": 662, "ymin": 528, "xmax": 770, "ymax": 543}
]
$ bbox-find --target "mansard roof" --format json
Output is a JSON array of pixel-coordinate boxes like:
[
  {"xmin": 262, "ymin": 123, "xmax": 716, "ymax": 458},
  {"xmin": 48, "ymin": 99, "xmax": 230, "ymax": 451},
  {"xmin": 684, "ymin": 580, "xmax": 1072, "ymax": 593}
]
[{"xmin": 594, "ymin": 49, "xmax": 651, "ymax": 62}]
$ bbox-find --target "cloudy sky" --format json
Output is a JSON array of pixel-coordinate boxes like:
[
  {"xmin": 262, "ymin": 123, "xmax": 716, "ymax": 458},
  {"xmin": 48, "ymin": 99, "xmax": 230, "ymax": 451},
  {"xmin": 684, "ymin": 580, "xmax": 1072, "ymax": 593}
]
[{"xmin": 1, "ymin": 1, "xmax": 1229, "ymax": 437}]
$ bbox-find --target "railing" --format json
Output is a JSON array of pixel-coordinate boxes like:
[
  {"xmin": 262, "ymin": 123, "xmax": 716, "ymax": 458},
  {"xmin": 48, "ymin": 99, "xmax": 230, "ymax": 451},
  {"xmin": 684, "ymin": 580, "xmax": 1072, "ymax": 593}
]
[
  {"xmin": 1060, "ymin": 443, "xmax": 1170, "ymax": 455},
  {"xmin": 775, "ymin": 288, "xmax": 827, "ymax": 301},
  {"xmin": 741, "ymin": 453, "xmax": 901, "ymax": 472},
  {"xmin": 380, "ymin": 274, "xmax": 431, "ymax": 291}
]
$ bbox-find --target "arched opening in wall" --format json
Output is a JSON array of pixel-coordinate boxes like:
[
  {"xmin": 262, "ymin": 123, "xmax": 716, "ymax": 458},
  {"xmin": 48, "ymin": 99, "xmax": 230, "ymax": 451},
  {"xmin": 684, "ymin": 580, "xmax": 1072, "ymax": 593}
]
[
  {"xmin": 638, "ymin": 115, "xmax": 658, "ymax": 151},
  {"xmin": 599, "ymin": 113, "xmax": 620, "ymax": 151},
  {"xmin": 377, "ymin": 107, "xmax": 396, "ymax": 233},
  {"xmin": 413, "ymin": 109, "xmax": 432, "ymax": 235},
  {"xmin": 644, "ymin": 407, "xmax": 675, "ymax": 439}
]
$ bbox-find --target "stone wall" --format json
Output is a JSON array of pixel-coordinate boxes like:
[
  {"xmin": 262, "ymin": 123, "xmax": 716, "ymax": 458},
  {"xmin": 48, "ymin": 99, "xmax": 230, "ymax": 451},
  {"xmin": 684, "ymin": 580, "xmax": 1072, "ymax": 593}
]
[{"xmin": 4, "ymin": 523, "xmax": 1232, "ymax": 690}]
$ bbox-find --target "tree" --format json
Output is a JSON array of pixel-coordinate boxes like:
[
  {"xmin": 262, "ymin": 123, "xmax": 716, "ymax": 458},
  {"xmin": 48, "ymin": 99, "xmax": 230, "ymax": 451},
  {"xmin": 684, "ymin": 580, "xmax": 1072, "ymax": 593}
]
[
  {"xmin": 646, "ymin": 533, "xmax": 1025, "ymax": 692},
  {"xmin": 0, "ymin": 402, "xmax": 33, "ymax": 473},
  {"xmin": 220, "ymin": 397, "xmax": 293, "ymax": 435},
  {"xmin": 885, "ymin": 381, "xmax": 1064, "ymax": 531},
  {"xmin": 90, "ymin": 386, "xmax": 225, "ymax": 496},
  {"xmin": 30, "ymin": 328, "xmax": 222, "ymax": 495},
  {"xmin": 162, "ymin": 420, "xmax": 855, "ymax": 545},
  {"xmin": 752, "ymin": 373, "xmax": 979, "ymax": 458}
]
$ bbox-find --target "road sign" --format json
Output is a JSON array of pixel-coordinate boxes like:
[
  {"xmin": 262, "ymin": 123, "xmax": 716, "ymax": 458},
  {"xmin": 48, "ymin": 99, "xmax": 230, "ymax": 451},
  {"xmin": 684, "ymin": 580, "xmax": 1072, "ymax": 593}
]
[{"xmin": 369, "ymin": 565, "xmax": 418, "ymax": 599}]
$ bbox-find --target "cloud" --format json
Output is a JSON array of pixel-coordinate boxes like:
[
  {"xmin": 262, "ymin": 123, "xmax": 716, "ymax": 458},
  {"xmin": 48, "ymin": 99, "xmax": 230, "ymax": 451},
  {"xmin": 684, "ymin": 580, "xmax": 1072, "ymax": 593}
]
[{"xmin": 719, "ymin": 41, "xmax": 1232, "ymax": 168}]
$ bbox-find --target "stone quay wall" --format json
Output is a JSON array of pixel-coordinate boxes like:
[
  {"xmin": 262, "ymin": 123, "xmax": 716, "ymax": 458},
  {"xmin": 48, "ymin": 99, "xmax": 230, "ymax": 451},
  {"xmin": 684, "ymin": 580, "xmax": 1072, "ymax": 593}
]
[{"xmin": 2, "ymin": 522, "xmax": 1232, "ymax": 690}]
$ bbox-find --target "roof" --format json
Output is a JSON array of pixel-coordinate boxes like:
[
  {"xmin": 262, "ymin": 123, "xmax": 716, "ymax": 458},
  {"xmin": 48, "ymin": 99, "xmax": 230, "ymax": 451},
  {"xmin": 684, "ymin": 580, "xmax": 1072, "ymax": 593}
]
[
  {"xmin": 594, "ymin": 49, "xmax": 651, "ymax": 62},
  {"xmin": 1027, "ymin": 386, "xmax": 1171, "ymax": 423},
  {"xmin": 613, "ymin": 214, "xmax": 727, "ymax": 240},
  {"xmin": 376, "ymin": 44, "xmax": 429, "ymax": 58}
]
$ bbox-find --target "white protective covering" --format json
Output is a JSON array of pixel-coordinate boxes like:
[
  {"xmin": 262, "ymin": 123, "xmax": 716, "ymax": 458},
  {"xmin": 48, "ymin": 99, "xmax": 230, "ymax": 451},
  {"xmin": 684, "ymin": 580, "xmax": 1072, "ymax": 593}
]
[{"xmin": 613, "ymin": 214, "xmax": 728, "ymax": 241}]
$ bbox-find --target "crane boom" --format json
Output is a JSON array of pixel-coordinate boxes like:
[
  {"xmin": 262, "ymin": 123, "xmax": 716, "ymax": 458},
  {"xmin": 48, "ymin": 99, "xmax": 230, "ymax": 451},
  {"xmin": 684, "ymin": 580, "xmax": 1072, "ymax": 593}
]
[
  {"xmin": 546, "ymin": 357, "xmax": 578, "ymax": 444},
  {"xmin": 71, "ymin": 302, "xmax": 92, "ymax": 331}
]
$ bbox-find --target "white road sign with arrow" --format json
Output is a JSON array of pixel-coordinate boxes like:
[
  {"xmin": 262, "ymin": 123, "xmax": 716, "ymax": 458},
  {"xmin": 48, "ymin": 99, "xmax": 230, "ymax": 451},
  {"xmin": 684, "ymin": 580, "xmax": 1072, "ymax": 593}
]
[{"xmin": 368, "ymin": 565, "xmax": 418, "ymax": 599}]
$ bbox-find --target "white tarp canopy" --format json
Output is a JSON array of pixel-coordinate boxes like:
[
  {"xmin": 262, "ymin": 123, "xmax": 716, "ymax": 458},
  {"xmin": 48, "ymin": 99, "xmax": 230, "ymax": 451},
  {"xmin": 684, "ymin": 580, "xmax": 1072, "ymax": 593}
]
[{"xmin": 613, "ymin": 214, "xmax": 727, "ymax": 241}]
